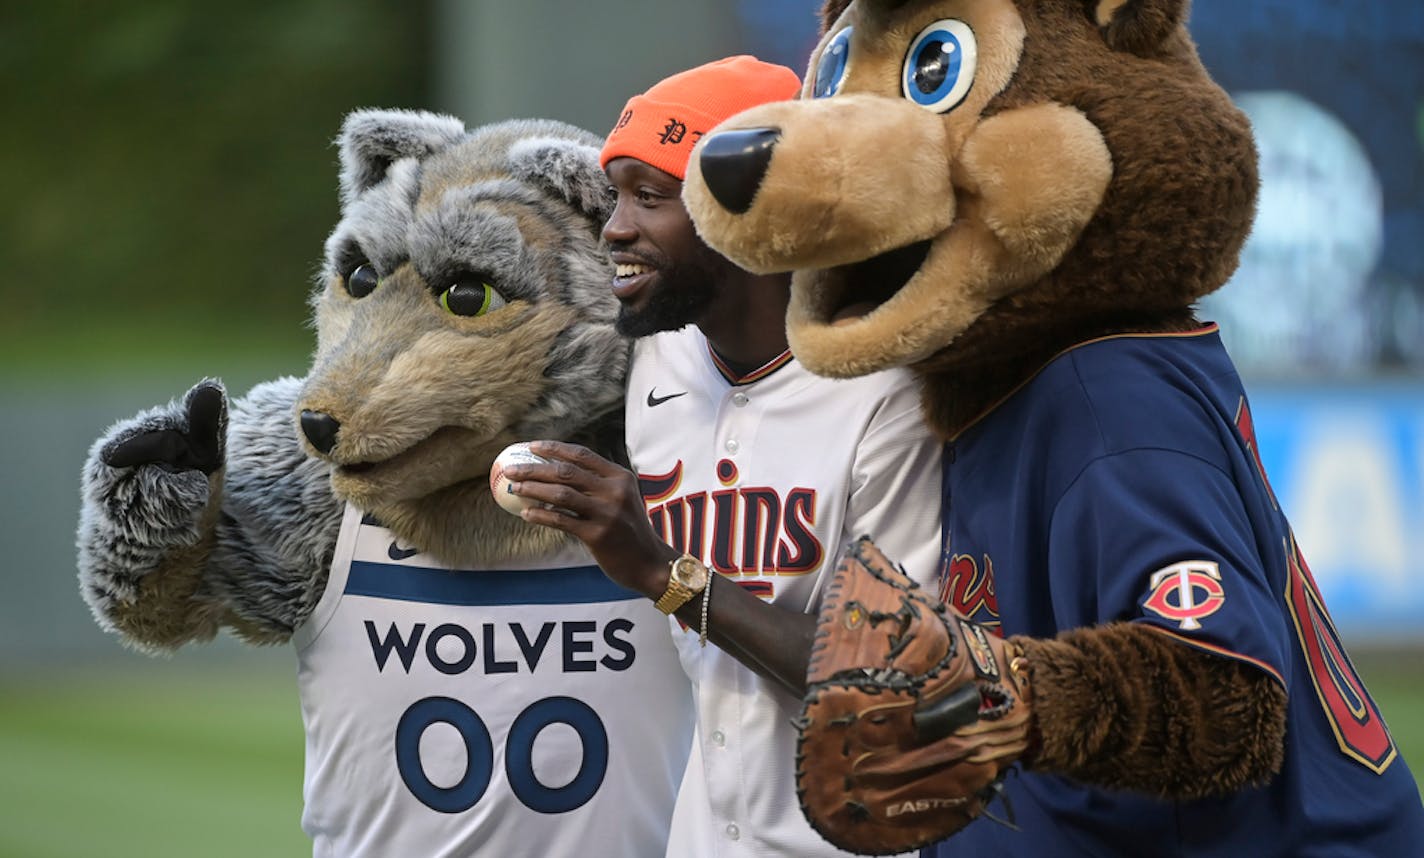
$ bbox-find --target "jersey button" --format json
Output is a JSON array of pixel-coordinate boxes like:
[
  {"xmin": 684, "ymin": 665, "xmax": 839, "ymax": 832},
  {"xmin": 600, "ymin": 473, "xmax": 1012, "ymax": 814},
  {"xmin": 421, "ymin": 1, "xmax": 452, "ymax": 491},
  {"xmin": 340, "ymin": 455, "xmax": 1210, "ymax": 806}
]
[
  {"xmin": 724, "ymin": 439, "xmax": 740, "ymax": 454},
  {"xmin": 711, "ymin": 729, "xmax": 726, "ymax": 747},
  {"xmin": 725, "ymin": 823, "xmax": 740, "ymax": 841},
  {"xmin": 732, "ymin": 392, "xmax": 749, "ymax": 407}
]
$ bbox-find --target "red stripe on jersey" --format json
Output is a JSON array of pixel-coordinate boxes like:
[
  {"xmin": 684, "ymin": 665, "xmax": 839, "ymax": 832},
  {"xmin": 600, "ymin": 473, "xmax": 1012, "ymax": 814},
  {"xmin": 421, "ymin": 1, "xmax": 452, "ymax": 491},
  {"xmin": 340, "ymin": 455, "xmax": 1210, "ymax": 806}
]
[
  {"xmin": 708, "ymin": 345, "xmax": 794, "ymax": 385},
  {"xmin": 736, "ymin": 580, "xmax": 775, "ymax": 600},
  {"xmin": 638, "ymin": 462, "xmax": 683, "ymax": 502},
  {"xmin": 1135, "ymin": 621, "xmax": 1286, "ymax": 688}
]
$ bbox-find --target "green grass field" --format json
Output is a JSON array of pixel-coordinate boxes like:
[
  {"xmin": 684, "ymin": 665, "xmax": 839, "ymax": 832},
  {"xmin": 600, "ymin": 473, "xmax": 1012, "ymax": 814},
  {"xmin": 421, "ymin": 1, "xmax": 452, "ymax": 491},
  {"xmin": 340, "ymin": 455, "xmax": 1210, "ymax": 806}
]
[
  {"xmin": 1, "ymin": 652, "xmax": 1420, "ymax": 858},
  {"xmin": 0, "ymin": 668, "xmax": 308, "ymax": 858}
]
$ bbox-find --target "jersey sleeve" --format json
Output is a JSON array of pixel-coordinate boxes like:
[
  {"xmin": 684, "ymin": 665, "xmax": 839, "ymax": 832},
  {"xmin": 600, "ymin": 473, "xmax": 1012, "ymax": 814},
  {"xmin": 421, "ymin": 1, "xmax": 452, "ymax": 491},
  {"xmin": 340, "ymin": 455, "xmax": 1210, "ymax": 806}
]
[
  {"xmin": 840, "ymin": 373, "xmax": 945, "ymax": 594},
  {"xmin": 1047, "ymin": 448, "xmax": 1290, "ymax": 687}
]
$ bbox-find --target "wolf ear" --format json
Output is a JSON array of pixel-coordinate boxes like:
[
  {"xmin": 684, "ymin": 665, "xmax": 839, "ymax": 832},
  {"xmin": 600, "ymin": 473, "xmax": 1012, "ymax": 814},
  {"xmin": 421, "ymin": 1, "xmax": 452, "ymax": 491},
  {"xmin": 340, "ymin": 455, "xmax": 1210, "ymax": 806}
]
[
  {"xmin": 508, "ymin": 137, "xmax": 614, "ymax": 225},
  {"xmin": 336, "ymin": 108, "xmax": 467, "ymax": 207},
  {"xmin": 1089, "ymin": 0, "xmax": 1188, "ymax": 57}
]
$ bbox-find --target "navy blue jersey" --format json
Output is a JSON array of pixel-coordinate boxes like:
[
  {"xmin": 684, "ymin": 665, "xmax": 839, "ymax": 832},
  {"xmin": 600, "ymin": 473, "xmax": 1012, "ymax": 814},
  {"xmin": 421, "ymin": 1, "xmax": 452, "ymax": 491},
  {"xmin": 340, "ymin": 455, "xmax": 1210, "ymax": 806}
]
[{"xmin": 923, "ymin": 327, "xmax": 1424, "ymax": 858}]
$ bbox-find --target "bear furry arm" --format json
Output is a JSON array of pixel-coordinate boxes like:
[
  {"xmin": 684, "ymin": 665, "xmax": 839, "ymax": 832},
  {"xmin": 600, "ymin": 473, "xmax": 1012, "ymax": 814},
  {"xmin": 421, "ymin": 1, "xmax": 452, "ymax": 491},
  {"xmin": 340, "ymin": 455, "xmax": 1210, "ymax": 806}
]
[
  {"xmin": 77, "ymin": 378, "xmax": 342, "ymax": 651},
  {"xmin": 1016, "ymin": 622, "xmax": 1287, "ymax": 798}
]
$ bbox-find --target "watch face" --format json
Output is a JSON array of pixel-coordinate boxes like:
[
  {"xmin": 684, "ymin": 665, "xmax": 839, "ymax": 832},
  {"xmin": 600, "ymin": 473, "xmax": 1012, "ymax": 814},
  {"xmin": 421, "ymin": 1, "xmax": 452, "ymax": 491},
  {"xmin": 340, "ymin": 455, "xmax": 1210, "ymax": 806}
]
[{"xmin": 674, "ymin": 555, "xmax": 708, "ymax": 588}]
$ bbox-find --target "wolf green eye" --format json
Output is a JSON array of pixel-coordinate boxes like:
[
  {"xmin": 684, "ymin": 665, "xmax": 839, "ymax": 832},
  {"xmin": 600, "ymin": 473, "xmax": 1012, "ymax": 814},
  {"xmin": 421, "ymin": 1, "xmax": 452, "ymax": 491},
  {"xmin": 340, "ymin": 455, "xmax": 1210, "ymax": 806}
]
[
  {"xmin": 346, "ymin": 264, "xmax": 381, "ymax": 298},
  {"xmin": 440, "ymin": 281, "xmax": 507, "ymax": 317}
]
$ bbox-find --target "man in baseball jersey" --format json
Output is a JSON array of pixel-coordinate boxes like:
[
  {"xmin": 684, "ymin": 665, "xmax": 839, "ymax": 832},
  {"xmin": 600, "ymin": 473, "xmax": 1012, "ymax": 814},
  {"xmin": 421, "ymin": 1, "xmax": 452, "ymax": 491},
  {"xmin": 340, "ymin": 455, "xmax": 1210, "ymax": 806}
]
[{"xmin": 504, "ymin": 56, "xmax": 945, "ymax": 857}]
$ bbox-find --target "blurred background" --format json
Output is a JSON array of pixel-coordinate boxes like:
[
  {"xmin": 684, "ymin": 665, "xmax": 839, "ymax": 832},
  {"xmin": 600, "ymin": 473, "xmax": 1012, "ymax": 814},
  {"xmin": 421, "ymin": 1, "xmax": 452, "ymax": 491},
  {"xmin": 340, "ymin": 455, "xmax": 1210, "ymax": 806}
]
[{"xmin": 1, "ymin": 1, "xmax": 1420, "ymax": 855}]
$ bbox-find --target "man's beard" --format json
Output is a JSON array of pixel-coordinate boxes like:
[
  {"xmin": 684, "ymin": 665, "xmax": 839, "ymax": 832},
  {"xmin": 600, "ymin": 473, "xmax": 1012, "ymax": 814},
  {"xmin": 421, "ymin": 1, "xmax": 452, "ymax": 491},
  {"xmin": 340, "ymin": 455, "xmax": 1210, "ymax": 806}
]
[{"xmin": 615, "ymin": 248, "xmax": 723, "ymax": 338}]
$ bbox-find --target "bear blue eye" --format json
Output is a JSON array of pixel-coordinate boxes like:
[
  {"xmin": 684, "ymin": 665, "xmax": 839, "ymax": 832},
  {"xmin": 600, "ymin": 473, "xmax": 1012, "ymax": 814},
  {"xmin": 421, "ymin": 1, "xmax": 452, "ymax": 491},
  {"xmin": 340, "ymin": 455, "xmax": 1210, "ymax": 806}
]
[
  {"xmin": 440, "ymin": 281, "xmax": 507, "ymax": 317},
  {"xmin": 346, "ymin": 264, "xmax": 380, "ymax": 298},
  {"xmin": 902, "ymin": 19, "xmax": 977, "ymax": 113},
  {"xmin": 812, "ymin": 27, "xmax": 853, "ymax": 99}
]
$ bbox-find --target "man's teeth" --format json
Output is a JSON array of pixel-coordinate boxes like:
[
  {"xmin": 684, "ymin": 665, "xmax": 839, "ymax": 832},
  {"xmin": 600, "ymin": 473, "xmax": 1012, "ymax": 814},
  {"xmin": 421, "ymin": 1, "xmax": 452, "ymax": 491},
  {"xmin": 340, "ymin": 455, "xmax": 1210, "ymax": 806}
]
[{"xmin": 616, "ymin": 263, "xmax": 651, "ymax": 278}]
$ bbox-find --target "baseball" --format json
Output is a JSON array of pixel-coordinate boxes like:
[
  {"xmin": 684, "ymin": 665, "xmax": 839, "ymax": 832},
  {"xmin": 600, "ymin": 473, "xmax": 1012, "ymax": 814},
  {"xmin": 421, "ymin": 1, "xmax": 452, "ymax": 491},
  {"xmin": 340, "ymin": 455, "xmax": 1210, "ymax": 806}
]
[{"xmin": 489, "ymin": 442, "xmax": 548, "ymax": 516}]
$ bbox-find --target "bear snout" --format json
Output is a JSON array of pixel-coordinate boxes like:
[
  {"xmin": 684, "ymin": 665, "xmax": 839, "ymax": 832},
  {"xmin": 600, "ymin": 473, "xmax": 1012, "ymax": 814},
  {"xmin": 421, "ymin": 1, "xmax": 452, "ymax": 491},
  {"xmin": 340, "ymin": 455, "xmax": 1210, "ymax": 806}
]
[{"xmin": 698, "ymin": 127, "xmax": 781, "ymax": 215}]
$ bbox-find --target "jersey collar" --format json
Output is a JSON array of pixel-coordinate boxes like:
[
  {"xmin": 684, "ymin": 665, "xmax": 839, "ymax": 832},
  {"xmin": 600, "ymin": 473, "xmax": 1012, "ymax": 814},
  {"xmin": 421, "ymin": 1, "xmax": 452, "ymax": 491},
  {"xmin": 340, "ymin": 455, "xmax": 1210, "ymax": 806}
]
[
  {"xmin": 707, "ymin": 344, "xmax": 794, "ymax": 386},
  {"xmin": 950, "ymin": 324, "xmax": 1221, "ymax": 441}
]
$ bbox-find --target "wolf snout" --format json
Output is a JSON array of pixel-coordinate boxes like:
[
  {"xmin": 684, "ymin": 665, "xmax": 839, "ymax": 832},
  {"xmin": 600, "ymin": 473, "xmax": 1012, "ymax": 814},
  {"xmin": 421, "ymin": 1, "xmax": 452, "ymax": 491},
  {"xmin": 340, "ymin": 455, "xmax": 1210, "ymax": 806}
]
[
  {"xmin": 300, "ymin": 409, "xmax": 341, "ymax": 455},
  {"xmin": 698, "ymin": 127, "xmax": 781, "ymax": 215}
]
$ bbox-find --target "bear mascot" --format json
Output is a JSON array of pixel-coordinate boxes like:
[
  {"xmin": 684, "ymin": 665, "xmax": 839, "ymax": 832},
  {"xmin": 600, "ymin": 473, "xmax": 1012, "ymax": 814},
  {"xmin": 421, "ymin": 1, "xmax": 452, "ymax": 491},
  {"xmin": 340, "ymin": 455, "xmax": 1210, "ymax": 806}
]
[
  {"xmin": 77, "ymin": 110, "xmax": 691, "ymax": 857},
  {"xmin": 681, "ymin": 0, "xmax": 1424, "ymax": 855}
]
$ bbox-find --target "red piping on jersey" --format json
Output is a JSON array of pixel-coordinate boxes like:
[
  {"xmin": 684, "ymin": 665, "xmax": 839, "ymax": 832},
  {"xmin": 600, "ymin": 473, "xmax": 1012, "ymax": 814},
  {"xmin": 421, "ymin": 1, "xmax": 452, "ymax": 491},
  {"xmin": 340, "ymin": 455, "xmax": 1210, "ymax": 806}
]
[
  {"xmin": 947, "ymin": 324, "xmax": 1221, "ymax": 441},
  {"xmin": 1136, "ymin": 621, "xmax": 1286, "ymax": 689},
  {"xmin": 708, "ymin": 345, "xmax": 794, "ymax": 385},
  {"xmin": 638, "ymin": 462, "xmax": 683, "ymax": 503}
]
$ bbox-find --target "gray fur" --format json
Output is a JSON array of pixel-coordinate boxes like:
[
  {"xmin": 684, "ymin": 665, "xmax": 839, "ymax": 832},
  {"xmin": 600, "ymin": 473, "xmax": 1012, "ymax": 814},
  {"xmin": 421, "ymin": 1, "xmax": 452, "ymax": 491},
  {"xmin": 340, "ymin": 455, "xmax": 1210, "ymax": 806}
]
[
  {"xmin": 407, "ymin": 187, "xmax": 533, "ymax": 290},
  {"xmin": 321, "ymin": 156, "xmax": 422, "ymax": 294},
  {"xmin": 313, "ymin": 117, "xmax": 627, "ymax": 450},
  {"xmin": 78, "ymin": 387, "xmax": 221, "ymax": 631},
  {"xmin": 508, "ymin": 136, "xmax": 616, "ymax": 223},
  {"xmin": 77, "ymin": 111, "xmax": 627, "ymax": 651},
  {"xmin": 337, "ymin": 108, "xmax": 467, "ymax": 207},
  {"xmin": 78, "ymin": 378, "xmax": 341, "ymax": 649},
  {"xmin": 206, "ymin": 378, "xmax": 342, "ymax": 637}
]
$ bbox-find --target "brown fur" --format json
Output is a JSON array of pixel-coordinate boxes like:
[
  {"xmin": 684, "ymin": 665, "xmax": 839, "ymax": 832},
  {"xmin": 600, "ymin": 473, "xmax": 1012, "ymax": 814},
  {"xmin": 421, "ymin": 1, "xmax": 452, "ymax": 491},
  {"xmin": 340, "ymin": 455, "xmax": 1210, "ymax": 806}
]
[
  {"xmin": 688, "ymin": 0, "xmax": 1282, "ymax": 801},
  {"xmin": 1017, "ymin": 624, "xmax": 1286, "ymax": 798},
  {"xmin": 1094, "ymin": 0, "xmax": 1132, "ymax": 24},
  {"xmin": 1094, "ymin": 0, "xmax": 1187, "ymax": 56},
  {"xmin": 916, "ymin": 0, "xmax": 1254, "ymax": 437}
]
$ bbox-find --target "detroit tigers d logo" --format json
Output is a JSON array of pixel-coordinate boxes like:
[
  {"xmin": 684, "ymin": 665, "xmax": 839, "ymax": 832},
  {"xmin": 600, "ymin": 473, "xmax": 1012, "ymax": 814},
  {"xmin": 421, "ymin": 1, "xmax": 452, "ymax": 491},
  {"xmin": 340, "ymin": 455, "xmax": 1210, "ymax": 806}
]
[{"xmin": 1143, "ymin": 561, "xmax": 1225, "ymax": 631}]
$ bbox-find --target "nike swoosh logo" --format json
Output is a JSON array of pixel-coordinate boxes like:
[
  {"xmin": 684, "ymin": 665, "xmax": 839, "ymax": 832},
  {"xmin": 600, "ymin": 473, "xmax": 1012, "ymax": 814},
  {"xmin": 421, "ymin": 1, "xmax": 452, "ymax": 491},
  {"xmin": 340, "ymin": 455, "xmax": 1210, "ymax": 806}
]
[
  {"xmin": 388, "ymin": 542, "xmax": 419, "ymax": 561},
  {"xmin": 647, "ymin": 389, "xmax": 688, "ymax": 407}
]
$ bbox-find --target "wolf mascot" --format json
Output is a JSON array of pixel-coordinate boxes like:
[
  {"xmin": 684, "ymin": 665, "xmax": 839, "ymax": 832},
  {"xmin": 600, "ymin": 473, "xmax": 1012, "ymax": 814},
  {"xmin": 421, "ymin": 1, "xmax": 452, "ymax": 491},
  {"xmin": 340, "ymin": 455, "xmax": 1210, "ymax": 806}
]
[{"xmin": 77, "ymin": 111, "xmax": 691, "ymax": 857}]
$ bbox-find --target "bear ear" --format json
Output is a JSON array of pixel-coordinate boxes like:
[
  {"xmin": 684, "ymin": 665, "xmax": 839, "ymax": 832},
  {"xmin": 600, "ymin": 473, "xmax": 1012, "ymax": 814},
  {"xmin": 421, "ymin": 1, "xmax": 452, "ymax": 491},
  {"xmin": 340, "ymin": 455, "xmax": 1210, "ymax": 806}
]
[
  {"xmin": 1089, "ymin": 0, "xmax": 1188, "ymax": 57},
  {"xmin": 820, "ymin": 0, "xmax": 854, "ymax": 34},
  {"xmin": 336, "ymin": 108, "xmax": 467, "ymax": 207},
  {"xmin": 507, "ymin": 136, "xmax": 614, "ymax": 224}
]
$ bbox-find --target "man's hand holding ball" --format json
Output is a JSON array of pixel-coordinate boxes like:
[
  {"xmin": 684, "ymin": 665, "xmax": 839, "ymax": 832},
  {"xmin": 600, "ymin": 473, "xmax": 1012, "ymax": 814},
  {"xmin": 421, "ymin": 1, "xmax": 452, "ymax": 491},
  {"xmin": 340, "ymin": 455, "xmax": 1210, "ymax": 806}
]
[{"xmin": 489, "ymin": 442, "xmax": 549, "ymax": 516}]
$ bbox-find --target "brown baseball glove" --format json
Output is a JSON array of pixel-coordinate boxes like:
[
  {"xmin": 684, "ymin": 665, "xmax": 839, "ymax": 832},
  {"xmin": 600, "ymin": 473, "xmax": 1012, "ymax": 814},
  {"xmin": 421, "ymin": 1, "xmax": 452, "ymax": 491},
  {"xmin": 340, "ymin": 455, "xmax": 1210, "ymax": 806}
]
[{"xmin": 796, "ymin": 537, "xmax": 1035, "ymax": 855}]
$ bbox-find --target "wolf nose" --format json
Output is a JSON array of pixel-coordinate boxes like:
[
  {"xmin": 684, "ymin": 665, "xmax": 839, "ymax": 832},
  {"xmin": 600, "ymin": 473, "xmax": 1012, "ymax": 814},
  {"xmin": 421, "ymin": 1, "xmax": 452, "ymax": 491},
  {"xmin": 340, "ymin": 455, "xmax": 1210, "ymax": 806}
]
[
  {"xmin": 698, "ymin": 127, "xmax": 780, "ymax": 215},
  {"xmin": 300, "ymin": 410, "xmax": 341, "ymax": 455}
]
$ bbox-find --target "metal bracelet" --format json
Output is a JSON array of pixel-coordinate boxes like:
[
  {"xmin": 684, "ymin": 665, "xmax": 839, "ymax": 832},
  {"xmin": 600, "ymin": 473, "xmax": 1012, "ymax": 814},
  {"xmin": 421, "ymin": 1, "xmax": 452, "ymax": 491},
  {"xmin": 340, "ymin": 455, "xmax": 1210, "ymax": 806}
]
[{"xmin": 699, "ymin": 572, "xmax": 712, "ymax": 648}]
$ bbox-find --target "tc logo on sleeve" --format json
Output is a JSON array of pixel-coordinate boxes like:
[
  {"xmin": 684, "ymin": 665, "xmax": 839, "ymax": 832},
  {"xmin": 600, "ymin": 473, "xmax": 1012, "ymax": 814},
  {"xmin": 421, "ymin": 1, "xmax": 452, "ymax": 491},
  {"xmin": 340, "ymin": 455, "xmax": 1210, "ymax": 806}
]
[{"xmin": 1143, "ymin": 561, "xmax": 1225, "ymax": 631}]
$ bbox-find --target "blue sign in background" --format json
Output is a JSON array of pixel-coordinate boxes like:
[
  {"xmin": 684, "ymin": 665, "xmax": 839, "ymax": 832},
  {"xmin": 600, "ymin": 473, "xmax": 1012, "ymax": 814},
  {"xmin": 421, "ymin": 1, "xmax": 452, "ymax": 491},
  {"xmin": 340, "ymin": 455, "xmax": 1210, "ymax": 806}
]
[
  {"xmin": 1248, "ymin": 383, "xmax": 1424, "ymax": 637},
  {"xmin": 1192, "ymin": 0, "xmax": 1424, "ymax": 298}
]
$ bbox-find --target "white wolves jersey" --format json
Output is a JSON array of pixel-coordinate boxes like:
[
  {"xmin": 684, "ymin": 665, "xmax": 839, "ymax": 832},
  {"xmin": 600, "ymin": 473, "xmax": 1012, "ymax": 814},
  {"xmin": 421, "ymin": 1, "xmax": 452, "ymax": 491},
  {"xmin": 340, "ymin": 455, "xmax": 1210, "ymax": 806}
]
[
  {"xmin": 627, "ymin": 330, "xmax": 943, "ymax": 857},
  {"xmin": 293, "ymin": 503, "xmax": 694, "ymax": 858}
]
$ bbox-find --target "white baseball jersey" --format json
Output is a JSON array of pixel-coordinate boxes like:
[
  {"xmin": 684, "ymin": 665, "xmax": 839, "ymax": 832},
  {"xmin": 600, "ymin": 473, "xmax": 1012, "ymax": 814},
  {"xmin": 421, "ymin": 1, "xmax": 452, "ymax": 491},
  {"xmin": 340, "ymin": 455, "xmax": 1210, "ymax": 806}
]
[
  {"xmin": 626, "ymin": 330, "xmax": 943, "ymax": 858},
  {"xmin": 293, "ymin": 503, "xmax": 694, "ymax": 858}
]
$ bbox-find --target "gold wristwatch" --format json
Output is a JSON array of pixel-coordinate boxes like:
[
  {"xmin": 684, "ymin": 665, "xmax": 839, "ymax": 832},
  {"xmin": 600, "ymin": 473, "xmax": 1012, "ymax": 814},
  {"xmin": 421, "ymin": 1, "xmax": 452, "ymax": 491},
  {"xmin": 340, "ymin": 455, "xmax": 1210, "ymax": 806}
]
[{"xmin": 654, "ymin": 553, "xmax": 709, "ymax": 614}]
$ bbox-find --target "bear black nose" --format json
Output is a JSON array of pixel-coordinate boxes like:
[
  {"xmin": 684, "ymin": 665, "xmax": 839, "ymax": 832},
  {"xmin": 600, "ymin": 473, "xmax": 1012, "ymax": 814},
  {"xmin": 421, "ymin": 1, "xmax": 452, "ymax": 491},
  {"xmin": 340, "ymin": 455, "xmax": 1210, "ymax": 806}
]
[
  {"xmin": 698, "ymin": 127, "xmax": 781, "ymax": 215},
  {"xmin": 300, "ymin": 410, "xmax": 341, "ymax": 455}
]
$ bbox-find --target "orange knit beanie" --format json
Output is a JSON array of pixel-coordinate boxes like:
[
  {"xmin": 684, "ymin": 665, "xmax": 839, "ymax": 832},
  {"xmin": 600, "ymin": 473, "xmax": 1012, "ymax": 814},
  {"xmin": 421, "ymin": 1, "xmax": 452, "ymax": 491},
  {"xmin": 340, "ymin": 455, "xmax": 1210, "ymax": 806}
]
[{"xmin": 599, "ymin": 55, "xmax": 801, "ymax": 180}]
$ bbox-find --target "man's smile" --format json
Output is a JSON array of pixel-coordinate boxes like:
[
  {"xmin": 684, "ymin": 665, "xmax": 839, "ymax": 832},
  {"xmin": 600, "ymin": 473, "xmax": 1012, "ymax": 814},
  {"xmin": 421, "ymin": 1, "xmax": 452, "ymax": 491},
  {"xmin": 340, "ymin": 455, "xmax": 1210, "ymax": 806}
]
[{"xmin": 611, "ymin": 253, "xmax": 659, "ymax": 301}]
